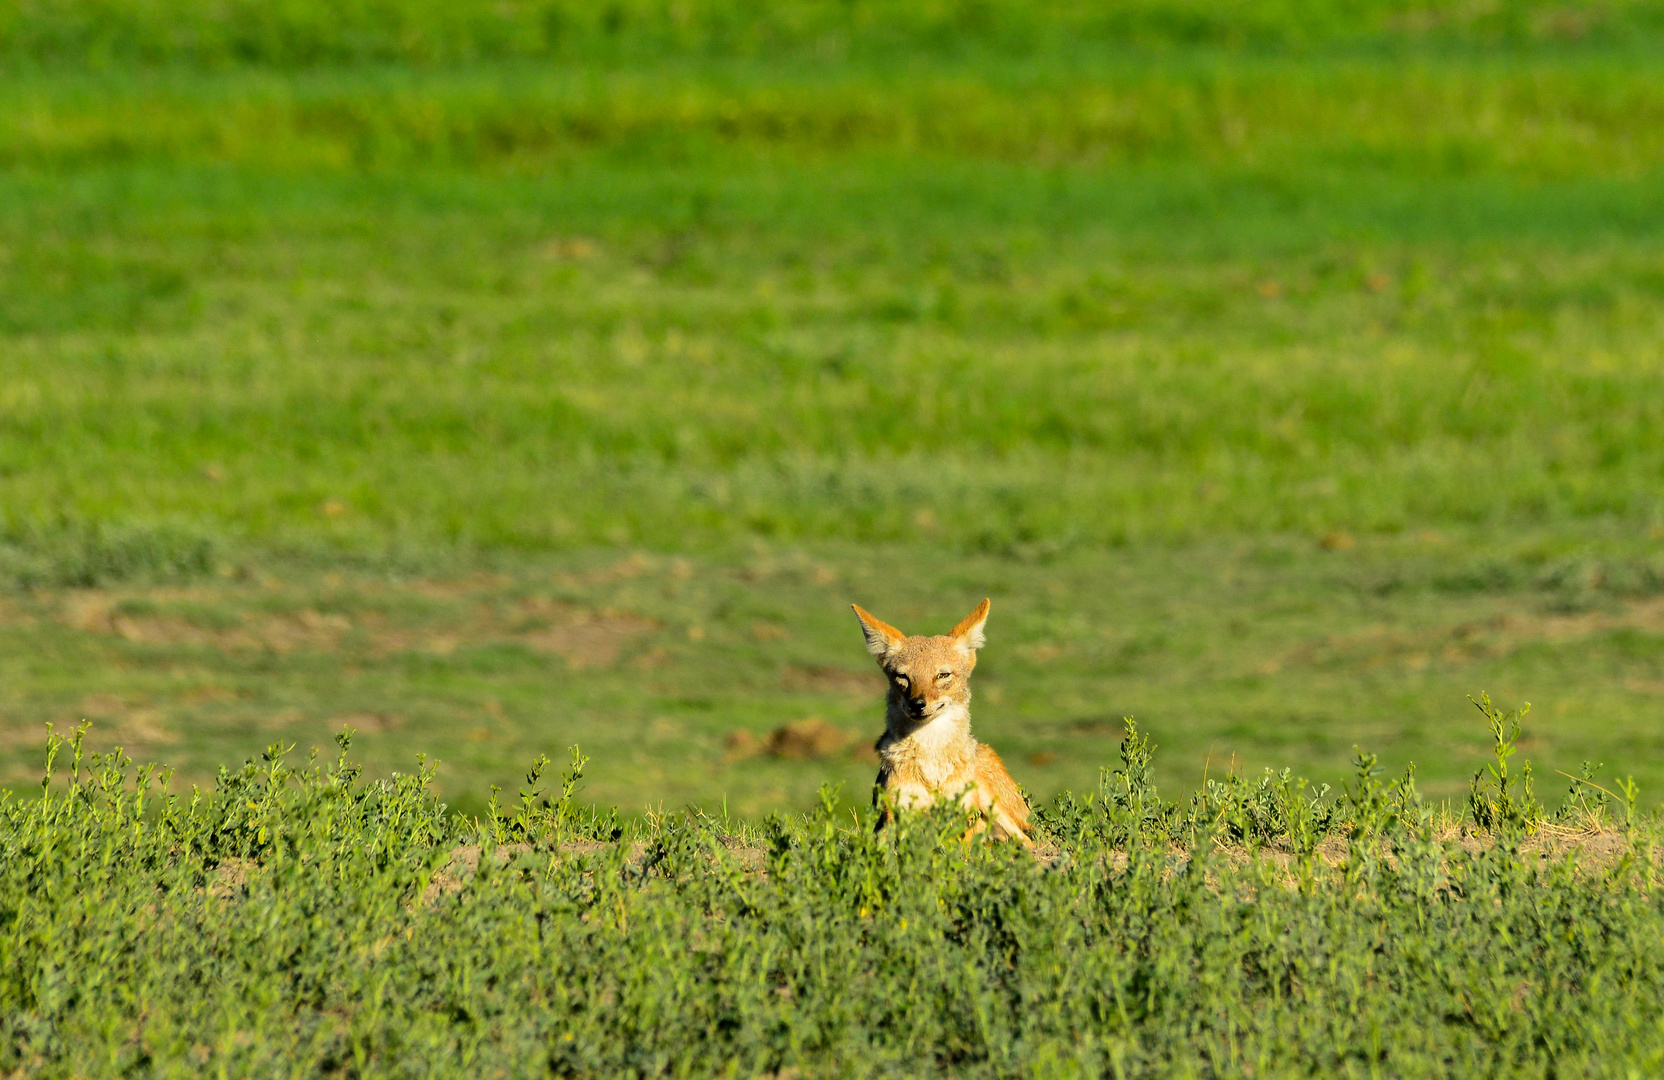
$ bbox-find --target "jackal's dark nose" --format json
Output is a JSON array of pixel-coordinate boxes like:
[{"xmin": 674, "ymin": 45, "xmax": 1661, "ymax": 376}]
[{"xmin": 908, "ymin": 696, "xmax": 927, "ymax": 715}]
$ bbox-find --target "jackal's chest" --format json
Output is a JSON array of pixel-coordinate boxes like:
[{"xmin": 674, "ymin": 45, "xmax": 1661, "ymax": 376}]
[{"xmin": 878, "ymin": 720, "xmax": 978, "ymax": 805}]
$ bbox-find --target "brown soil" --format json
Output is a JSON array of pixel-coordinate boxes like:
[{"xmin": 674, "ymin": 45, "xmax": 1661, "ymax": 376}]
[
  {"xmin": 1271, "ymin": 596, "xmax": 1664, "ymax": 674},
  {"xmin": 56, "ymin": 588, "xmax": 660, "ymax": 669},
  {"xmin": 61, "ymin": 595, "xmax": 352, "ymax": 654},
  {"xmin": 781, "ymin": 664, "xmax": 881, "ymax": 698},
  {"xmin": 722, "ymin": 730, "xmax": 761, "ymax": 762},
  {"xmin": 208, "ymin": 858, "xmax": 252, "ymax": 899},
  {"xmin": 1065, "ymin": 716, "xmax": 1128, "ymax": 737},
  {"xmin": 72, "ymin": 695, "xmax": 178, "ymax": 745},
  {"xmin": 326, "ymin": 712, "xmax": 404, "ymax": 734},
  {"xmin": 0, "ymin": 596, "xmax": 36, "ymax": 629},
  {"xmin": 513, "ymin": 599, "xmax": 661, "ymax": 669},
  {"xmin": 0, "ymin": 722, "xmax": 52, "ymax": 749},
  {"xmin": 725, "ymin": 718, "xmax": 866, "ymax": 763},
  {"xmin": 764, "ymin": 718, "xmax": 853, "ymax": 760},
  {"xmin": 409, "ymin": 573, "xmax": 514, "ymax": 600},
  {"xmin": 554, "ymin": 553, "xmax": 655, "ymax": 588}
]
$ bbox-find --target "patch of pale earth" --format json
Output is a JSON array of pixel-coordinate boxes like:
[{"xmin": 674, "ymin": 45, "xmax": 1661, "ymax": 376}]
[
  {"xmin": 72, "ymin": 696, "xmax": 179, "ymax": 745},
  {"xmin": 780, "ymin": 664, "xmax": 882, "ymax": 697},
  {"xmin": 554, "ymin": 553, "xmax": 655, "ymax": 588},
  {"xmin": 1273, "ymin": 596, "xmax": 1664, "ymax": 673},
  {"xmin": 410, "ymin": 572, "xmax": 513, "ymax": 600},
  {"xmin": 0, "ymin": 596, "xmax": 36, "ymax": 629},
  {"xmin": 56, "ymin": 587, "xmax": 660, "ymax": 668},
  {"xmin": 0, "ymin": 721, "xmax": 54, "ymax": 749},
  {"xmin": 325, "ymin": 712, "xmax": 404, "ymax": 733},
  {"xmin": 59, "ymin": 595, "xmax": 352, "ymax": 654},
  {"xmin": 513, "ymin": 600, "xmax": 661, "ymax": 669}
]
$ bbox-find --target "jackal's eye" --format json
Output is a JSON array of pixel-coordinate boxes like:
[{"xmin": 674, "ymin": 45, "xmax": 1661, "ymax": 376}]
[{"xmin": 935, "ymin": 671, "xmax": 951, "ymax": 683}]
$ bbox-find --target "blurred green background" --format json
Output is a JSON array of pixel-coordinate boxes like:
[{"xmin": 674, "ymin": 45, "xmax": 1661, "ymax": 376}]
[{"xmin": 3, "ymin": 0, "xmax": 1664, "ymax": 814}]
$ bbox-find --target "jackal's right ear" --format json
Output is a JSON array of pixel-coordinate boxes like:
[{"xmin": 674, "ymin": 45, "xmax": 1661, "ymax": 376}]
[
  {"xmin": 851, "ymin": 604, "xmax": 906, "ymax": 659},
  {"xmin": 949, "ymin": 598, "xmax": 991, "ymax": 652}
]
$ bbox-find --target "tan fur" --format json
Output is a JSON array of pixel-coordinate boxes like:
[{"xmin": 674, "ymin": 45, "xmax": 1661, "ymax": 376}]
[{"xmin": 851, "ymin": 599, "xmax": 1032, "ymax": 846}]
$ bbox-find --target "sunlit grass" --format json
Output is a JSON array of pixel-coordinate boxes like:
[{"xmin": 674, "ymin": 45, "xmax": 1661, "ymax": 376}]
[{"xmin": 2, "ymin": 1, "xmax": 1663, "ymax": 817}]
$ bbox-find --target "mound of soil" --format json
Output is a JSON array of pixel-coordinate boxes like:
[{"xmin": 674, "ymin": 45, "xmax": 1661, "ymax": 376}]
[{"xmin": 726, "ymin": 718, "xmax": 870, "ymax": 762}]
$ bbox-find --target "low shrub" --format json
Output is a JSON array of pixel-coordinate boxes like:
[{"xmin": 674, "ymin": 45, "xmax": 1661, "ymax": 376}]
[{"xmin": 1, "ymin": 702, "xmax": 1659, "ymax": 1078}]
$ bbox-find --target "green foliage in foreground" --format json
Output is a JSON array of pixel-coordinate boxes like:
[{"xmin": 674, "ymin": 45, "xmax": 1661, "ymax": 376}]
[{"xmin": 3, "ymin": 716, "xmax": 1659, "ymax": 1078}]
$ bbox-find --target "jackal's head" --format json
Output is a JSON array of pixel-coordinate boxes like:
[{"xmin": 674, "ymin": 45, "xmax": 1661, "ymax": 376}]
[{"xmin": 850, "ymin": 599, "xmax": 990, "ymax": 724}]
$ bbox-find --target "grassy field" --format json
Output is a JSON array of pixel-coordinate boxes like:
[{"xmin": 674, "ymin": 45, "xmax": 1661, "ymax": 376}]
[{"xmin": 3, "ymin": 1, "xmax": 1664, "ymax": 816}]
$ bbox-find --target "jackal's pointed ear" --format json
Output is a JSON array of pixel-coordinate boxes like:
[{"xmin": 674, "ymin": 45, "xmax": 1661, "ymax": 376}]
[
  {"xmin": 949, "ymin": 598, "xmax": 991, "ymax": 652},
  {"xmin": 852, "ymin": 604, "xmax": 906, "ymax": 659}
]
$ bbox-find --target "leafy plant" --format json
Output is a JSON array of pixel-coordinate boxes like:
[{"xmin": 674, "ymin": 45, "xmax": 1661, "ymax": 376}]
[
  {"xmin": 3, "ymin": 699, "xmax": 1662, "ymax": 1078},
  {"xmin": 1467, "ymin": 692, "xmax": 1540, "ymax": 838},
  {"xmin": 1555, "ymin": 760, "xmax": 1609, "ymax": 827}
]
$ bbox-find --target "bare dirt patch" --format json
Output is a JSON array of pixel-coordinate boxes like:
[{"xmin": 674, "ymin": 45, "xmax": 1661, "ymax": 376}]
[
  {"xmin": 1066, "ymin": 716, "xmax": 1128, "ymax": 737},
  {"xmin": 0, "ymin": 721, "xmax": 53, "ymax": 750},
  {"xmin": 725, "ymin": 718, "xmax": 867, "ymax": 763},
  {"xmin": 512, "ymin": 598, "xmax": 662, "ymax": 668},
  {"xmin": 61, "ymin": 591, "xmax": 119, "ymax": 634},
  {"xmin": 555, "ymin": 553, "xmax": 655, "ymax": 589},
  {"xmin": 54, "ymin": 586, "xmax": 663, "ymax": 669},
  {"xmin": 208, "ymin": 858, "xmax": 253, "ymax": 899},
  {"xmin": 60, "ymin": 595, "xmax": 353, "ymax": 654},
  {"xmin": 1275, "ymin": 596, "xmax": 1664, "ymax": 673},
  {"xmin": 327, "ymin": 712, "xmax": 404, "ymax": 734},
  {"xmin": 781, "ymin": 664, "xmax": 881, "ymax": 698},
  {"xmin": 116, "ymin": 709, "xmax": 178, "ymax": 745},
  {"xmin": 409, "ymin": 573, "xmax": 513, "ymax": 600},
  {"xmin": 763, "ymin": 718, "xmax": 852, "ymax": 760},
  {"xmin": 73, "ymin": 696, "xmax": 179, "ymax": 745},
  {"xmin": 0, "ymin": 596, "xmax": 36, "ymax": 630}
]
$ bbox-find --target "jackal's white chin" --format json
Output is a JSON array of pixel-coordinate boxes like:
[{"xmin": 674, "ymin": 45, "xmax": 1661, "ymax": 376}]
[{"xmin": 920, "ymin": 702, "xmax": 966, "ymax": 727}]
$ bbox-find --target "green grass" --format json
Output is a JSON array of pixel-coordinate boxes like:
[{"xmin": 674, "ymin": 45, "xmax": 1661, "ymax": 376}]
[
  {"xmin": 3, "ymin": 2, "xmax": 1664, "ymax": 816},
  {"xmin": 8, "ymin": 0, "xmax": 1664, "ymax": 68},
  {"xmin": 4, "ymin": 723, "xmax": 1663, "ymax": 1077},
  {"xmin": 5, "ymin": 160, "xmax": 1664, "ymax": 551}
]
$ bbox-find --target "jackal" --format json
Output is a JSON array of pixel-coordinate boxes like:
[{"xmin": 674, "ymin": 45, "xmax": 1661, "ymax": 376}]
[{"xmin": 851, "ymin": 599, "xmax": 1032, "ymax": 845}]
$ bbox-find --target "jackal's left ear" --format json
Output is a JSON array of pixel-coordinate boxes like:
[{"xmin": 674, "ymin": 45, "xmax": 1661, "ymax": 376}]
[
  {"xmin": 949, "ymin": 598, "xmax": 991, "ymax": 652},
  {"xmin": 852, "ymin": 604, "xmax": 906, "ymax": 659}
]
